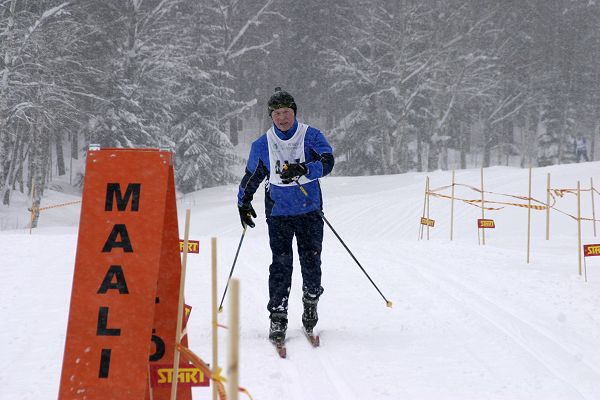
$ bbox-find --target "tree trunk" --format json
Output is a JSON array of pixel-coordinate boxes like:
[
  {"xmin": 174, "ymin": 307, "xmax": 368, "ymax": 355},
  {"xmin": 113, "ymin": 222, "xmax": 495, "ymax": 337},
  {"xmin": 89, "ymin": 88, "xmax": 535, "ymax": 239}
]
[
  {"xmin": 427, "ymin": 135, "xmax": 439, "ymax": 172},
  {"xmin": 459, "ymin": 124, "xmax": 467, "ymax": 169},
  {"xmin": 30, "ymin": 127, "xmax": 45, "ymax": 229},
  {"xmin": 229, "ymin": 117, "xmax": 239, "ymax": 146},
  {"xmin": 56, "ymin": 133, "xmax": 66, "ymax": 176},
  {"xmin": 71, "ymin": 131, "xmax": 79, "ymax": 159},
  {"xmin": 0, "ymin": 133, "xmax": 8, "ymax": 195},
  {"xmin": 416, "ymin": 131, "xmax": 423, "ymax": 172},
  {"xmin": 482, "ymin": 119, "xmax": 491, "ymax": 168},
  {"xmin": 440, "ymin": 142, "xmax": 448, "ymax": 171},
  {"xmin": 380, "ymin": 129, "xmax": 392, "ymax": 174},
  {"xmin": 2, "ymin": 136, "xmax": 20, "ymax": 205},
  {"xmin": 0, "ymin": 1, "xmax": 17, "ymax": 184},
  {"xmin": 557, "ymin": 102, "xmax": 568, "ymax": 163},
  {"xmin": 591, "ymin": 122, "xmax": 598, "ymax": 161},
  {"xmin": 46, "ymin": 137, "xmax": 52, "ymax": 183},
  {"xmin": 13, "ymin": 139, "xmax": 26, "ymax": 193}
]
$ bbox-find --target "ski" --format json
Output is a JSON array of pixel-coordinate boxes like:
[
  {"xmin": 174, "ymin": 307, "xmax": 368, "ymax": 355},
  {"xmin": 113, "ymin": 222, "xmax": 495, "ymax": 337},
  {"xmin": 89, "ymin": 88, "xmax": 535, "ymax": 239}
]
[
  {"xmin": 303, "ymin": 328, "xmax": 320, "ymax": 347},
  {"xmin": 271, "ymin": 339, "xmax": 287, "ymax": 358}
]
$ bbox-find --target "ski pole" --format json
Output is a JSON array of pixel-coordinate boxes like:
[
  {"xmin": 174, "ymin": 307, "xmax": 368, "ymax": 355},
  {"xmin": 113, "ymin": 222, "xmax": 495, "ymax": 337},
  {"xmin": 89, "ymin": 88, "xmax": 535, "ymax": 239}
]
[
  {"xmin": 292, "ymin": 178, "xmax": 393, "ymax": 308},
  {"xmin": 218, "ymin": 225, "xmax": 247, "ymax": 313}
]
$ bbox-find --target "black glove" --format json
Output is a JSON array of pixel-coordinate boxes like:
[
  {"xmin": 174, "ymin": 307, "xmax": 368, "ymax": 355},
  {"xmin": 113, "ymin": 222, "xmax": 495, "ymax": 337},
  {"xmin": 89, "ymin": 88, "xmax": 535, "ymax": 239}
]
[
  {"xmin": 238, "ymin": 204, "xmax": 257, "ymax": 228},
  {"xmin": 280, "ymin": 163, "xmax": 307, "ymax": 184}
]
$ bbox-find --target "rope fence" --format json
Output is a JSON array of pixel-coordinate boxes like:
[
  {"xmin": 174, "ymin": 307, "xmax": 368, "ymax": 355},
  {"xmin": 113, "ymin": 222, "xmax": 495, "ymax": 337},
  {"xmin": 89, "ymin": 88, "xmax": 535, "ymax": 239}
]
[
  {"xmin": 419, "ymin": 168, "xmax": 599, "ymax": 279},
  {"xmin": 427, "ymin": 182, "xmax": 600, "ymax": 222}
]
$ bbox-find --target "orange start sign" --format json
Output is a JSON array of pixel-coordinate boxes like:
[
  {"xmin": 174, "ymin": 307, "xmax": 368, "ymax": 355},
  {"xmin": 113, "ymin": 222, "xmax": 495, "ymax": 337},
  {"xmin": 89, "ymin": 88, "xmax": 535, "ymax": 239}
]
[
  {"xmin": 584, "ymin": 244, "xmax": 600, "ymax": 257},
  {"xmin": 477, "ymin": 219, "xmax": 495, "ymax": 229},
  {"xmin": 420, "ymin": 217, "xmax": 435, "ymax": 227},
  {"xmin": 179, "ymin": 239, "xmax": 199, "ymax": 254}
]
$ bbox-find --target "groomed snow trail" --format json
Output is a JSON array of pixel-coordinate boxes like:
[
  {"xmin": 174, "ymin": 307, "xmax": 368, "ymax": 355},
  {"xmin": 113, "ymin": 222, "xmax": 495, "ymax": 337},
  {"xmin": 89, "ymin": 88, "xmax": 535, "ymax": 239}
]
[{"xmin": 2, "ymin": 166, "xmax": 600, "ymax": 399}]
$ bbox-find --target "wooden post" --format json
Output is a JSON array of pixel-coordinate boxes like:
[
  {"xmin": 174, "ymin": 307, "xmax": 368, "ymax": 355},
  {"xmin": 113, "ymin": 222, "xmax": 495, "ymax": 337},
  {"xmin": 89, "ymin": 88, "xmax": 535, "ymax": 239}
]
[
  {"xmin": 419, "ymin": 177, "xmax": 429, "ymax": 240},
  {"xmin": 546, "ymin": 173, "xmax": 551, "ymax": 240},
  {"xmin": 527, "ymin": 167, "xmax": 532, "ymax": 264},
  {"xmin": 227, "ymin": 279, "xmax": 240, "ymax": 400},
  {"xmin": 577, "ymin": 182, "xmax": 582, "ymax": 276},
  {"xmin": 591, "ymin": 177, "xmax": 597, "ymax": 237},
  {"xmin": 450, "ymin": 170, "xmax": 455, "ymax": 241},
  {"xmin": 148, "ymin": 366, "xmax": 154, "ymax": 400},
  {"xmin": 426, "ymin": 177, "xmax": 431, "ymax": 240},
  {"xmin": 481, "ymin": 167, "xmax": 486, "ymax": 245},
  {"xmin": 584, "ymin": 256, "xmax": 588, "ymax": 283},
  {"xmin": 170, "ymin": 209, "xmax": 191, "ymax": 400},
  {"xmin": 211, "ymin": 237, "xmax": 219, "ymax": 400}
]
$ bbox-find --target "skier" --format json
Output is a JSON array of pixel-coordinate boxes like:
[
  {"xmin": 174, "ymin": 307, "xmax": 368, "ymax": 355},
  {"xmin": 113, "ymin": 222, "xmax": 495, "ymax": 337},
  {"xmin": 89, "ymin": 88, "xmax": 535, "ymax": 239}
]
[
  {"xmin": 237, "ymin": 87, "xmax": 334, "ymax": 345},
  {"xmin": 575, "ymin": 134, "xmax": 589, "ymax": 162}
]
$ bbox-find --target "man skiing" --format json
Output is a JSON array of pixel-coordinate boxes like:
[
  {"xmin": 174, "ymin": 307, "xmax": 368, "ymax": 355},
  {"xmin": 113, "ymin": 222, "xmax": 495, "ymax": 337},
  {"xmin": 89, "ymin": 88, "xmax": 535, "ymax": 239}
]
[{"xmin": 237, "ymin": 87, "xmax": 334, "ymax": 346}]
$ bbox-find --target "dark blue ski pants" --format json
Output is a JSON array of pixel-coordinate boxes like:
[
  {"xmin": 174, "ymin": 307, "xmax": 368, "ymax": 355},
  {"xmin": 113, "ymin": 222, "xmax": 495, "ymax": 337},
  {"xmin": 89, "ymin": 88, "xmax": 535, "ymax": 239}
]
[{"xmin": 266, "ymin": 211, "xmax": 324, "ymax": 316}]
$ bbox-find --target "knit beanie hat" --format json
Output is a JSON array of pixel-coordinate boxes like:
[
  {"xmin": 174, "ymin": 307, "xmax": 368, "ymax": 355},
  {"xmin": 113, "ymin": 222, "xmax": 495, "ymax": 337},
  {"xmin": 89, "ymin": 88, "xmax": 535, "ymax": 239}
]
[{"xmin": 267, "ymin": 87, "xmax": 297, "ymax": 116}]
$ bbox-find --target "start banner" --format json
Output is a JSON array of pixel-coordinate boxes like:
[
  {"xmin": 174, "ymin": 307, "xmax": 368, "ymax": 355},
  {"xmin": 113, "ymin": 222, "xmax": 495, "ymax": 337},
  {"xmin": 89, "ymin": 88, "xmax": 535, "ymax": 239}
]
[
  {"xmin": 477, "ymin": 219, "xmax": 496, "ymax": 229},
  {"xmin": 149, "ymin": 364, "xmax": 209, "ymax": 388},
  {"xmin": 584, "ymin": 244, "xmax": 600, "ymax": 257},
  {"xmin": 420, "ymin": 217, "xmax": 435, "ymax": 227},
  {"xmin": 179, "ymin": 239, "xmax": 200, "ymax": 254}
]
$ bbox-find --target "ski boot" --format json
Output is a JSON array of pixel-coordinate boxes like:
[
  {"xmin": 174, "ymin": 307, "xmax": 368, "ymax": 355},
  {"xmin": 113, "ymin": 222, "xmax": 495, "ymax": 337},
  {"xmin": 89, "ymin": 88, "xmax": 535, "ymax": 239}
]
[
  {"xmin": 269, "ymin": 313, "xmax": 288, "ymax": 344},
  {"xmin": 301, "ymin": 294, "xmax": 319, "ymax": 333}
]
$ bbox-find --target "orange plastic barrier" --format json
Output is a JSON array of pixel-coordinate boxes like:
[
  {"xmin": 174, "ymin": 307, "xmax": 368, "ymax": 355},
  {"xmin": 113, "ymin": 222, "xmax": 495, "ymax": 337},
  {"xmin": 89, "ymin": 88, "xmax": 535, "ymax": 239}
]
[{"xmin": 58, "ymin": 148, "xmax": 192, "ymax": 400}]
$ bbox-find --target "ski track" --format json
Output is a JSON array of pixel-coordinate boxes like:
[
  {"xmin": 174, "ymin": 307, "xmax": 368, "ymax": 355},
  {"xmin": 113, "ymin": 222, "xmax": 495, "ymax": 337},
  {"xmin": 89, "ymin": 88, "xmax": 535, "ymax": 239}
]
[
  {"xmin": 279, "ymin": 336, "xmax": 360, "ymax": 400},
  {"xmin": 401, "ymin": 249, "xmax": 599, "ymax": 400},
  {"xmin": 212, "ymin": 235, "xmax": 363, "ymax": 400},
  {"xmin": 427, "ymin": 266, "xmax": 600, "ymax": 379},
  {"xmin": 308, "ymin": 341, "xmax": 361, "ymax": 400},
  {"xmin": 237, "ymin": 262, "xmax": 360, "ymax": 399}
]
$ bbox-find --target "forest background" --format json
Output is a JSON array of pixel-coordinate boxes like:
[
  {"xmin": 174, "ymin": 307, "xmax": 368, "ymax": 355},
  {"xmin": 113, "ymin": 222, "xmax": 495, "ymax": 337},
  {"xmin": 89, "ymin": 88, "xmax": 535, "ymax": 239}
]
[{"xmin": 1, "ymin": 0, "xmax": 599, "ymax": 223}]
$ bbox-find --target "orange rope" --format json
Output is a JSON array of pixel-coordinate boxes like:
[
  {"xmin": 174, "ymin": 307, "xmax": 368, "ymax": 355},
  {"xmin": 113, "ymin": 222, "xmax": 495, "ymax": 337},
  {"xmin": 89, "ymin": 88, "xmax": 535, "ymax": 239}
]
[
  {"xmin": 428, "ymin": 183, "xmax": 600, "ymax": 221},
  {"xmin": 33, "ymin": 200, "xmax": 82, "ymax": 212},
  {"xmin": 177, "ymin": 344, "xmax": 254, "ymax": 400}
]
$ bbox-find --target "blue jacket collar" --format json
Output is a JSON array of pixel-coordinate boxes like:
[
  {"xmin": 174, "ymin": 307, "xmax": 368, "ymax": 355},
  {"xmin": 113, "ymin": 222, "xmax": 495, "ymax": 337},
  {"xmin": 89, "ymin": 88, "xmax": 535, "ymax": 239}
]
[{"xmin": 273, "ymin": 119, "xmax": 298, "ymax": 140}]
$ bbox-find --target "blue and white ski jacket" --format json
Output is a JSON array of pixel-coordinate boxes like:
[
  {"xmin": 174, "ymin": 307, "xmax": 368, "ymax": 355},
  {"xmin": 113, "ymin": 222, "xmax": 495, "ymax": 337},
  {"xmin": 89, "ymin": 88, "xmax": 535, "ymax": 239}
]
[{"xmin": 237, "ymin": 119, "xmax": 334, "ymax": 217}]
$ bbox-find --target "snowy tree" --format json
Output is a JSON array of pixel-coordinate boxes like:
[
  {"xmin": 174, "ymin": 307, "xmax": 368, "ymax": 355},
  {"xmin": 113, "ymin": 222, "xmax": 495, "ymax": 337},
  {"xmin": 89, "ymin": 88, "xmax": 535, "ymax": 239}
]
[
  {"xmin": 0, "ymin": 0, "xmax": 85, "ymax": 212},
  {"xmin": 170, "ymin": 0, "xmax": 279, "ymax": 191},
  {"xmin": 529, "ymin": 0, "xmax": 600, "ymax": 165},
  {"xmin": 324, "ymin": 1, "xmax": 507, "ymax": 173}
]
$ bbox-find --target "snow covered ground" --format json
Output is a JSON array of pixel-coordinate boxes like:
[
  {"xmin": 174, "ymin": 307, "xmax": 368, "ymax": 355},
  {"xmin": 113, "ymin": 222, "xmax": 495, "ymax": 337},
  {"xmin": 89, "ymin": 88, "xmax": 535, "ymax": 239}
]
[{"xmin": 2, "ymin": 162, "xmax": 600, "ymax": 399}]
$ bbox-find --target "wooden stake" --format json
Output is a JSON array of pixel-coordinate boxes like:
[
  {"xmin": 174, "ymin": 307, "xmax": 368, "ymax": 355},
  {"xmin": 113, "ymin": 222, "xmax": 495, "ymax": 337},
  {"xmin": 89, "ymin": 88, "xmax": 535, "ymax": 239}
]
[
  {"xmin": 591, "ymin": 177, "xmax": 597, "ymax": 237},
  {"xmin": 227, "ymin": 279, "xmax": 240, "ymax": 400},
  {"xmin": 148, "ymin": 366, "xmax": 154, "ymax": 400},
  {"xmin": 211, "ymin": 237, "xmax": 219, "ymax": 400},
  {"xmin": 546, "ymin": 173, "xmax": 551, "ymax": 240},
  {"xmin": 481, "ymin": 167, "xmax": 486, "ymax": 245},
  {"xmin": 419, "ymin": 177, "xmax": 429, "ymax": 240},
  {"xmin": 450, "ymin": 170, "xmax": 455, "ymax": 241},
  {"xmin": 170, "ymin": 209, "xmax": 191, "ymax": 400},
  {"xmin": 577, "ymin": 182, "xmax": 582, "ymax": 276},
  {"xmin": 527, "ymin": 167, "xmax": 532, "ymax": 264},
  {"xmin": 584, "ymin": 256, "xmax": 588, "ymax": 283}
]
